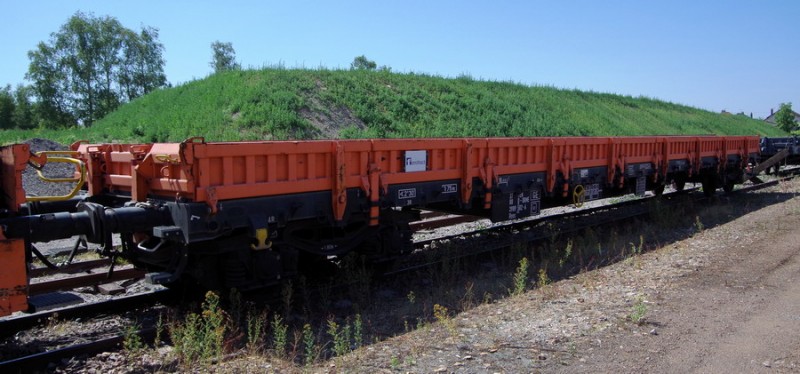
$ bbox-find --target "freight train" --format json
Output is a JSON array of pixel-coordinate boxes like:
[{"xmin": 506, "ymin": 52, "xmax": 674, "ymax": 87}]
[
  {"xmin": 0, "ymin": 135, "xmax": 761, "ymax": 316},
  {"xmin": 760, "ymin": 136, "xmax": 800, "ymax": 174}
]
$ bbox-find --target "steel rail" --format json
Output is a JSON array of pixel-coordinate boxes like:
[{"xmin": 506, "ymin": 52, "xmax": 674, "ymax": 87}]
[
  {"xmin": 29, "ymin": 266, "xmax": 146, "ymax": 295},
  {"xmin": 0, "ymin": 327, "xmax": 157, "ymax": 372},
  {"xmin": 0, "ymin": 290, "xmax": 169, "ymax": 338},
  {"xmin": 28, "ymin": 258, "xmax": 112, "ymax": 278}
]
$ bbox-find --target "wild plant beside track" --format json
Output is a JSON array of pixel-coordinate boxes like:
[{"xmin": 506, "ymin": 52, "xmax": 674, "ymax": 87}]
[
  {"xmin": 122, "ymin": 322, "xmax": 144, "ymax": 354},
  {"xmin": 169, "ymin": 291, "xmax": 228, "ymax": 367},
  {"xmin": 302, "ymin": 323, "xmax": 316, "ymax": 367},
  {"xmin": 629, "ymin": 294, "xmax": 648, "ymax": 326},
  {"xmin": 270, "ymin": 314, "xmax": 288, "ymax": 358},
  {"xmin": 510, "ymin": 257, "xmax": 529, "ymax": 296}
]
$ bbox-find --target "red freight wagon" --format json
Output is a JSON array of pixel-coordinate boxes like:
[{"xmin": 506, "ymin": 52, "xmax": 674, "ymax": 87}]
[{"xmin": 0, "ymin": 135, "xmax": 760, "ymax": 316}]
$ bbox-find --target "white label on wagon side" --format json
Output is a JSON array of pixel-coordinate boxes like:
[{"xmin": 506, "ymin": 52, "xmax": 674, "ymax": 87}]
[
  {"xmin": 398, "ymin": 188, "xmax": 417, "ymax": 199},
  {"xmin": 441, "ymin": 184, "xmax": 457, "ymax": 194},
  {"xmin": 404, "ymin": 150, "xmax": 427, "ymax": 172}
]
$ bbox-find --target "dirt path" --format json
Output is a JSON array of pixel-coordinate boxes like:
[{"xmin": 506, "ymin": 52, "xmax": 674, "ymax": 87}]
[
  {"xmin": 655, "ymin": 226, "xmax": 800, "ymax": 373},
  {"xmin": 575, "ymin": 200, "xmax": 800, "ymax": 373}
]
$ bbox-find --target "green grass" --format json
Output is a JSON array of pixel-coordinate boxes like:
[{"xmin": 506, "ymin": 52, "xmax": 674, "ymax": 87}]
[{"xmin": 0, "ymin": 67, "xmax": 785, "ymax": 144}]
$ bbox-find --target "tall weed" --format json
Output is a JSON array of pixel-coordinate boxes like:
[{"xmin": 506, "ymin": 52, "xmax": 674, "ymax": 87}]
[{"xmin": 170, "ymin": 291, "xmax": 229, "ymax": 366}]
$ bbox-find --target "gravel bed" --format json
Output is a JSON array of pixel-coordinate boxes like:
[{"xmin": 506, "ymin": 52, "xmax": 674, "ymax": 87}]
[{"xmin": 21, "ymin": 138, "xmax": 76, "ymax": 198}]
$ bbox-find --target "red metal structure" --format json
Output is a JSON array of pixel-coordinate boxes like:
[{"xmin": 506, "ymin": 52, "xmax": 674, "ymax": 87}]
[{"xmin": 0, "ymin": 135, "xmax": 760, "ymax": 316}]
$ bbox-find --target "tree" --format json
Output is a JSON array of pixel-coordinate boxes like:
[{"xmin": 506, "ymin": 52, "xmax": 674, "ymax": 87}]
[
  {"xmin": 27, "ymin": 39, "xmax": 74, "ymax": 128},
  {"xmin": 12, "ymin": 85, "xmax": 37, "ymax": 129},
  {"xmin": 210, "ymin": 41, "xmax": 240, "ymax": 73},
  {"xmin": 0, "ymin": 85, "xmax": 37, "ymax": 130},
  {"xmin": 26, "ymin": 12, "xmax": 166, "ymax": 128},
  {"xmin": 776, "ymin": 103, "xmax": 798, "ymax": 132},
  {"xmin": 119, "ymin": 27, "xmax": 167, "ymax": 101},
  {"xmin": 350, "ymin": 55, "xmax": 377, "ymax": 70},
  {"xmin": 0, "ymin": 85, "xmax": 14, "ymax": 129}
]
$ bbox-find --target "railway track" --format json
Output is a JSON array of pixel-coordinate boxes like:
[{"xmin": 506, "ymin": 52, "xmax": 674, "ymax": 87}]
[
  {"xmin": 410, "ymin": 211, "xmax": 482, "ymax": 231},
  {"xmin": 28, "ymin": 258, "xmax": 111, "ymax": 278},
  {"xmin": 29, "ymin": 266, "xmax": 145, "ymax": 296},
  {"xmin": 0, "ymin": 256, "xmax": 165, "ymax": 371},
  {"xmin": 413, "ymin": 165, "xmax": 800, "ymax": 245},
  {"xmin": 393, "ymin": 193, "xmax": 689, "ymax": 277},
  {"xmin": 0, "ymin": 332, "xmax": 142, "ymax": 373},
  {"xmin": 0, "ymin": 290, "xmax": 170, "ymax": 337},
  {"xmin": 2, "ymin": 171, "xmax": 796, "ymax": 371},
  {"xmin": 392, "ymin": 170, "xmax": 800, "ymax": 278},
  {"xmin": 0, "ymin": 290, "xmax": 169, "ymax": 372},
  {"xmin": 14, "ymin": 255, "xmax": 152, "ymax": 315},
  {"xmin": 411, "ymin": 186, "xmax": 691, "ymax": 247}
]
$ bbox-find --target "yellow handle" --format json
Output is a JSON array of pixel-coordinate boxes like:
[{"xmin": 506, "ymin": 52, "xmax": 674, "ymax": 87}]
[{"xmin": 26, "ymin": 151, "xmax": 87, "ymax": 202}]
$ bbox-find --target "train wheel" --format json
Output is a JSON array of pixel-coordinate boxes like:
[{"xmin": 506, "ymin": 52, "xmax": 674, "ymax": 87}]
[
  {"xmin": 723, "ymin": 180, "xmax": 735, "ymax": 193},
  {"xmin": 702, "ymin": 177, "xmax": 717, "ymax": 197},
  {"xmin": 298, "ymin": 252, "xmax": 338, "ymax": 281},
  {"xmin": 673, "ymin": 178, "xmax": 686, "ymax": 192},
  {"xmin": 654, "ymin": 183, "xmax": 666, "ymax": 197}
]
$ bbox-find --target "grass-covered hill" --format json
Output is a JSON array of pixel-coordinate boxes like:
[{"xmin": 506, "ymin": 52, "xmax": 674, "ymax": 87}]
[{"xmin": 0, "ymin": 68, "xmax": 785, "ymax": 145}]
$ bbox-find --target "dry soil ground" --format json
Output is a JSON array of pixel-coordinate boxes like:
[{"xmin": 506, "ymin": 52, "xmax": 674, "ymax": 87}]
[{"xmin": 570, "ymin": 189, "xmax": 800, "ymax": 373}]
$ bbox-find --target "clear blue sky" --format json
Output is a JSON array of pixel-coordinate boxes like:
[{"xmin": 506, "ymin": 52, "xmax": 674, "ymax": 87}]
[{"xmin": 1, "ymin": 0, "xmax": 797, "ymax": 119}]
